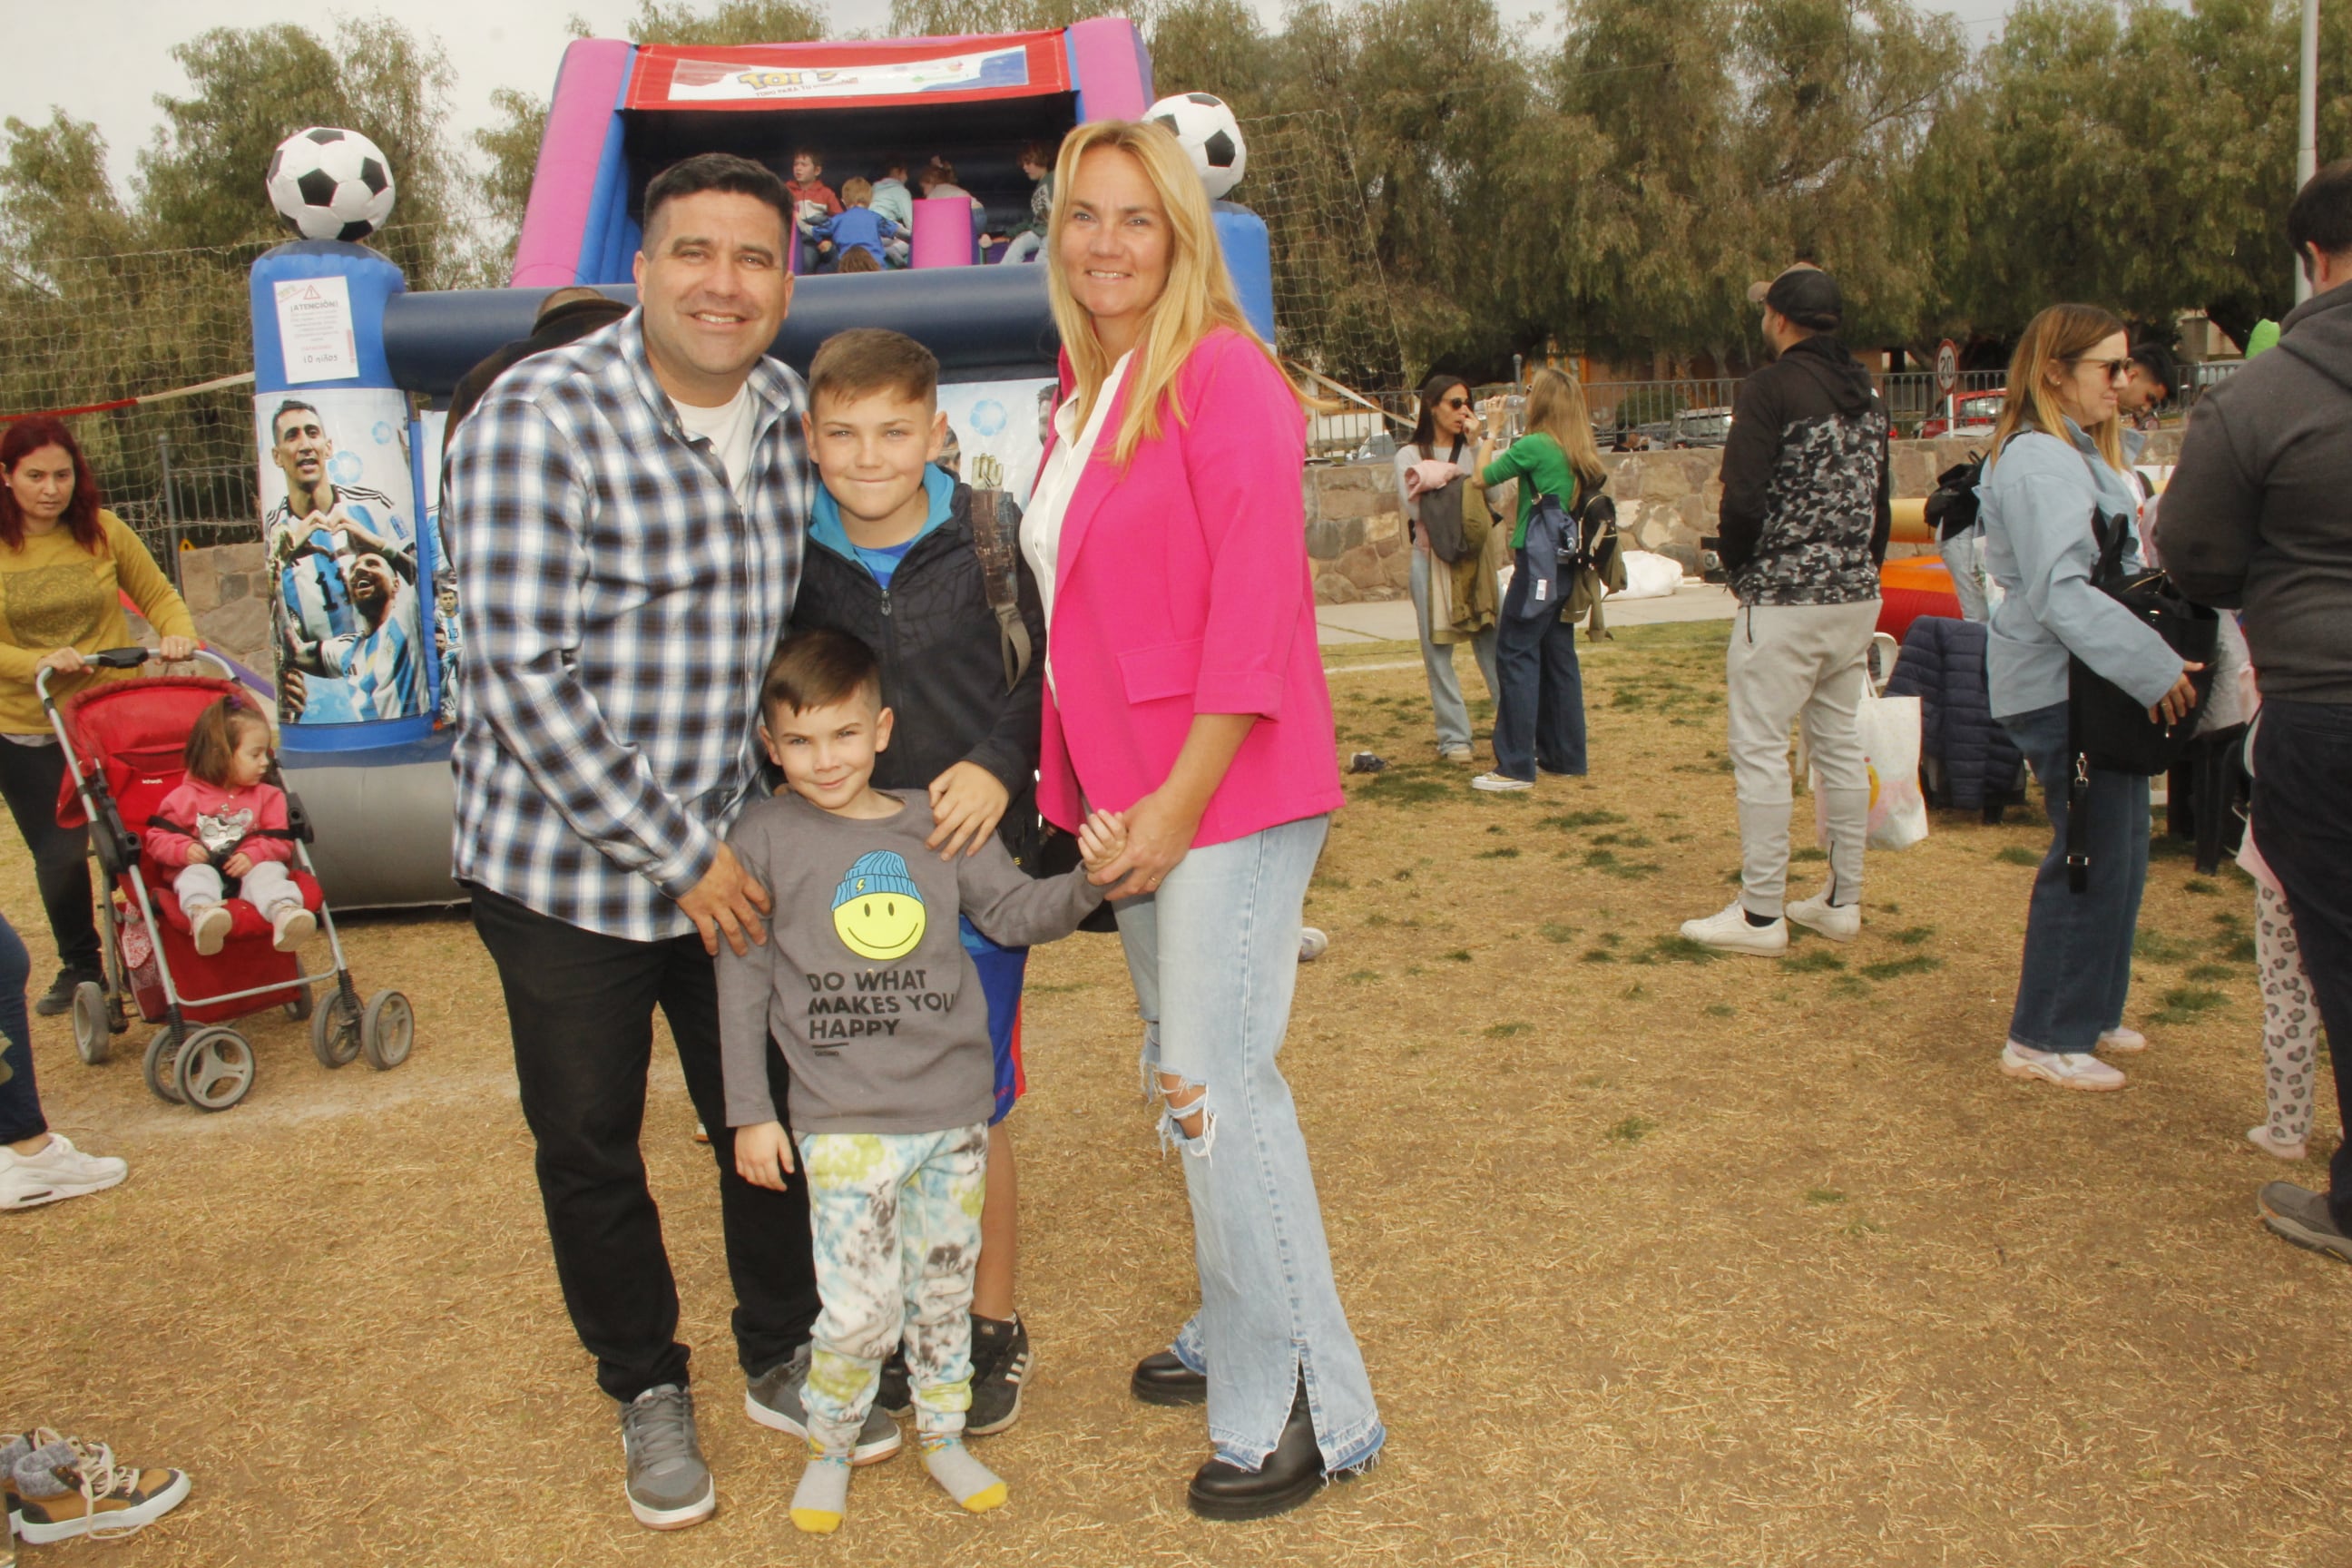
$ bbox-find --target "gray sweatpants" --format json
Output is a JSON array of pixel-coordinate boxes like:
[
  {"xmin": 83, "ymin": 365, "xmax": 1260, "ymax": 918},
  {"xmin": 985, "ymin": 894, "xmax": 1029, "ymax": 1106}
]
[{"xmin": 1725, "ymin": 599, "xmax": 1881, "ymax": 916}]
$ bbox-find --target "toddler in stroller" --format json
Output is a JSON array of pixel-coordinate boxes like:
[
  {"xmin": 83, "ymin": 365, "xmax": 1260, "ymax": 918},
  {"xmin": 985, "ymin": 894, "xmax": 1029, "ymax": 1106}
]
[{"xmin": 142, "ymin": 695, "xmax": 316, "ymax": 957}]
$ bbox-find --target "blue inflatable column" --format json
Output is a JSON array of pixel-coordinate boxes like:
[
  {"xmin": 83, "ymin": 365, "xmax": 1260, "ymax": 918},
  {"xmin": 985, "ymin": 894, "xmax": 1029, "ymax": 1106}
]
[
  {"xmin": 1211, "ymin": 205, "xmax": 1277, "ymax": 347},
  {"xmin": 250, "ymin": 240, "xmax": 461, "ymax": 908}
]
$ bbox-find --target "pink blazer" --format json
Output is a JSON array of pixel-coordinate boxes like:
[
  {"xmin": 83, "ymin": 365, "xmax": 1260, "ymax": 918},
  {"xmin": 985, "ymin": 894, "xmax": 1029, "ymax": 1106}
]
[{"xmin": 1034, "ymin": 327, "xmax": 1343, "ymax": 846}]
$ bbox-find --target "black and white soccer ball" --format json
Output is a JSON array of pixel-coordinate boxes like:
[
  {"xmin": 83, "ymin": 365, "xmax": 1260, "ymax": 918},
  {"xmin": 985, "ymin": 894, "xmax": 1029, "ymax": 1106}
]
[
  {"xmin": 266, "ymin": 127, "xmax": 397, "ymax": 243},
  {"xmin": 1148, "ymin": 93, "xmax": 1247, "ymax": 201}
]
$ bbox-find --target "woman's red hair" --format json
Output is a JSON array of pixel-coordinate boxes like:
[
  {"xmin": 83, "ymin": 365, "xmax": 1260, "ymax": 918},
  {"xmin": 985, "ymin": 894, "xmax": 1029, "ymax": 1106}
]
[{"xmin": 0, "ymin": 417, "xmax": 107, "ymax": 554}]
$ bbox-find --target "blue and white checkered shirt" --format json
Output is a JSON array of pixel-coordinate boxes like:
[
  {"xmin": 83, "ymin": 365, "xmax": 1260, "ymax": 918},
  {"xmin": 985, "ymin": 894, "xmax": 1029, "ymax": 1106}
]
[{"xmin": 444, "ymin": 311, "xmax": 808, "ymax": 941}]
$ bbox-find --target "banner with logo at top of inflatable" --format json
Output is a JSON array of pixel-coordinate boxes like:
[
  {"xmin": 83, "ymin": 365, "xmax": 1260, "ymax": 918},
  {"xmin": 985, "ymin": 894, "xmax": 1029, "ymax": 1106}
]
[
  {"xmin": 626, "ymin": 34, "xmax": 1068, "ymax": 112},
  {"xmin": 254, "ymin": 387, "xmax": 432, "ymax": 728}
]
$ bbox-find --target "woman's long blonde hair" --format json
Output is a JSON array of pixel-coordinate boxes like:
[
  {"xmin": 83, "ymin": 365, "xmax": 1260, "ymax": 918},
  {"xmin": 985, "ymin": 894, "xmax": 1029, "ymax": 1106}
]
[
  {"xmin": 1045, "ymin": 119, "xmax": 1290, "ymax": 465},
  {"xmin": 1987, "ymin": 303, "xmax": 2129, "ymax": 475},
  {"xmin": 1520, "ymin": 368, "xmax": 1608, "ymax": 495}
]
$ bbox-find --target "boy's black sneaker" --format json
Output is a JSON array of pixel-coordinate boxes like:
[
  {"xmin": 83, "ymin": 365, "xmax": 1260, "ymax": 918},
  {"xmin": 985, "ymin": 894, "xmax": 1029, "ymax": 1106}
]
[
  {"xmin": 877, "ymin": 1349, "xmax": 913, "ymax": 1417},
  {"xmin": 965, "ymin": 1314, "xmax": 1031, "ymax": 1436}
]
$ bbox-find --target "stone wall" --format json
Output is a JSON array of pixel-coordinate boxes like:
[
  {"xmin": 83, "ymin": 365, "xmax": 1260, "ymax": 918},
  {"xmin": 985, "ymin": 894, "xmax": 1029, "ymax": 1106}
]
[
  {"xmin": 177, "ymin": 543, "xmax": 273, "ymax": 676},
  {"xmin": 1304, "ymin": 429, "xmax": 2185, "ymax": 603}
]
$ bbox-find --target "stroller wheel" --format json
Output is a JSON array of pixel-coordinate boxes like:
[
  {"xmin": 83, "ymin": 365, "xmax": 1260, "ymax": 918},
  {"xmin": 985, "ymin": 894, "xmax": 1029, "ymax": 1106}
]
[
  {"xmin": 310, "ymin": 990, "xmax": 362, "ymax": 1068},
  {"xmin": 143, "ymin": 1027, "xmax": 186, "ymax": 1104},
  {"xmin": 72, "ymin": 982, "xmax": 111, "ymax": 1065},
  {"xmin": 177, "ymin": 1027, "xmax": 255, "ymax": 1112},
  {"xmin": 284, "ymin": 984, "xmax": 314, "ymax": 1023},
  {"xmin": 361, "ymin": 990, "xmax": 415, "ymax": 1071}
]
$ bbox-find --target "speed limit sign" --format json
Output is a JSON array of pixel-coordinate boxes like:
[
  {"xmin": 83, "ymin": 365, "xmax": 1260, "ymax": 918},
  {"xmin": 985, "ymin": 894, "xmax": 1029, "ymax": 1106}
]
[{"xmin": 1935, "ymin": 339, "xmax": 1959, "ymax": 398}]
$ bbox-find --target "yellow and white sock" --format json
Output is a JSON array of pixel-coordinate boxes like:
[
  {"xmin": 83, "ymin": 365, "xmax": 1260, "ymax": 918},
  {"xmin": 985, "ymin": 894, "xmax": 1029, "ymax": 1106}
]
[
  {"xmin": 790, "ymin": 1448, "xmax": 852, "ymax": 1534},
  {"xmin": 919, "ymin": 1436, "xmax": 1006, "ymax": 1514}
]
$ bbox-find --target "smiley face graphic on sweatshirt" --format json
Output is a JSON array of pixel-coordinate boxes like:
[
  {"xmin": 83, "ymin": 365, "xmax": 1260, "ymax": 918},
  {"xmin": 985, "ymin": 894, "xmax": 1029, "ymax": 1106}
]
[{"xmin": 831, "ymin": 850, "xmax": 926, "ymax": 961}]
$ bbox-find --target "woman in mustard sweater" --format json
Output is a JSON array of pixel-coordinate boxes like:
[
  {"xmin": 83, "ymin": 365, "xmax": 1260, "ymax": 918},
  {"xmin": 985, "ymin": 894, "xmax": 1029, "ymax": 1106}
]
[{"xmin": 0, "ymin": 417, "xmax": 198, "ymax": 1014}]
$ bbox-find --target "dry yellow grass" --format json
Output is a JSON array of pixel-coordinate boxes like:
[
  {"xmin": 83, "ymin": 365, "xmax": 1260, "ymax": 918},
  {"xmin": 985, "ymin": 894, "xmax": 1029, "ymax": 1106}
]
[{"xmin": 5, "ymin": 619, "xmax": 2344, "ymax": 1567}]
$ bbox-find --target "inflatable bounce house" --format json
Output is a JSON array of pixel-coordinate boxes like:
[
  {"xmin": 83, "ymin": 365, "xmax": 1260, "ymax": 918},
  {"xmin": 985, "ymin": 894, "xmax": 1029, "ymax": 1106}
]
[{"xmin": 245, "ymin": 19, "xmax": 1274, "ymax": 906}]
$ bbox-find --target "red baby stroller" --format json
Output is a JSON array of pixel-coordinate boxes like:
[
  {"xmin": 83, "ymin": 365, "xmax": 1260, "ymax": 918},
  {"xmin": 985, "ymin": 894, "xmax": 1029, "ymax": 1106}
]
[{"xmin": 38, "ymin": 648, "xmax": 412, "ymax": 1112}]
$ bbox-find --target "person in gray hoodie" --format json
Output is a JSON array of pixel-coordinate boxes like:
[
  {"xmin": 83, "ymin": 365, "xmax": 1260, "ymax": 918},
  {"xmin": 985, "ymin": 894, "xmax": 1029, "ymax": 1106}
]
[{"xmin": 2162, "ymin": 159, "xmax": 2352, "ymax": 1263}]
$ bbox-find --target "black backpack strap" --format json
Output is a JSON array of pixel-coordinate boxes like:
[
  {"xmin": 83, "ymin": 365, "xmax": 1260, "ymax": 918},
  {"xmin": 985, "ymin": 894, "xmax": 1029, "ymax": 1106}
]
[
  {"xmin": 967, "ymin": 490, "xmax": 1032, "ymax": 693},
  {"xmin": 2064, "ymin": 682, "xmax": 2092, "ymax": 894}
]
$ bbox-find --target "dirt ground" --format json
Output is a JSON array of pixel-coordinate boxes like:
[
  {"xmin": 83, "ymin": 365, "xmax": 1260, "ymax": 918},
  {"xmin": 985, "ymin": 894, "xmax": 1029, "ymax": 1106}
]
[{"xmin": 6, "ymin": 619, "xmax": 2345, "ymax": 1568}]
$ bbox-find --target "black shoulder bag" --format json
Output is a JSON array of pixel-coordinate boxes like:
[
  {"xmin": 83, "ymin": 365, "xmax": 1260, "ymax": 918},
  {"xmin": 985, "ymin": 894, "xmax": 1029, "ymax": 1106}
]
[
  {"xmin": 1409, "ymin": 437, "xmax": 1462, "ymax": 565},
  {"xmin": 2063, "ymin": 501, "xmax": 2218, "ymax": 891}
]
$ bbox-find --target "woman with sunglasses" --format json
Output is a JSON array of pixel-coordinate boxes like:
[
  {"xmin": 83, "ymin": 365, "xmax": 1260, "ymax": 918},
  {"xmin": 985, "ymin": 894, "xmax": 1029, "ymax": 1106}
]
[
  {"xmin": 1977, "ymin": 304, "xmax": 2199, "ymax": 1093},
  {"xmin": 1393, "ymin": 374, "xmax": 1500, "ymax": 760}
]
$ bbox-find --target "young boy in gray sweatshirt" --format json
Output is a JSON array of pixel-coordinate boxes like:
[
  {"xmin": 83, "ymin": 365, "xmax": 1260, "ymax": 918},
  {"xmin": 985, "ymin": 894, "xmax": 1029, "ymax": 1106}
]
[{"xmin": 717, "ymin": 627, "xmax": 1122, "ymax": 1534}]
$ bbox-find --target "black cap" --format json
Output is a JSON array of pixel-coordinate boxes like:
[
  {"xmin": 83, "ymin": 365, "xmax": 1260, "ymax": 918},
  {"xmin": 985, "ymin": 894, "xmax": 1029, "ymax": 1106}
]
[{"xmin": 1753, "ymin": 266, "xmax": 1842, "ymax": 331}]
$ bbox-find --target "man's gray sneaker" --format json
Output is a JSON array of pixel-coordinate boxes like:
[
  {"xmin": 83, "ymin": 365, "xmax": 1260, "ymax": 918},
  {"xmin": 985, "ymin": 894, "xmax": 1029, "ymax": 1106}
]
[
  {"xmin": 744, "ymin": 1345, "xmax": 904, "ymax": 1465},
  {"xmin": 619, "ymin": 1385, "xmax": 714, "ymax": 1531},
  {"xmin": 2258, "ymin": 1181, "xmax": 2352, "ymax": 1264}
]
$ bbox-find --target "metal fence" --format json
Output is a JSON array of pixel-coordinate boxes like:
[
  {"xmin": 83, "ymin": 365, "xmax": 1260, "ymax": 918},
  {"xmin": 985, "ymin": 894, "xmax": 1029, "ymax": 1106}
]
[{"xmin": 1313, "ymin": 360, "xmax": 2247, "ymax": 458}]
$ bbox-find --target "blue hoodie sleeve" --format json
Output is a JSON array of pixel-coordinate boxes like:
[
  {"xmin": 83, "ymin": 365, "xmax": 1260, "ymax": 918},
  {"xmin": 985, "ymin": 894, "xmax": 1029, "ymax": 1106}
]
[{"xmin": 1991, "ymin": 440, "xmax": 2183, "ymax": 710}]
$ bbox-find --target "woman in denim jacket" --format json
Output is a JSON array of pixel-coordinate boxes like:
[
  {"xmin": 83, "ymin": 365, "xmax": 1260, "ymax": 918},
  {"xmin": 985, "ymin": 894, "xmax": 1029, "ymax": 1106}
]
[{"xmin": 1978, "ymin": 304, "xmax": 2200, "ymax": 1092}]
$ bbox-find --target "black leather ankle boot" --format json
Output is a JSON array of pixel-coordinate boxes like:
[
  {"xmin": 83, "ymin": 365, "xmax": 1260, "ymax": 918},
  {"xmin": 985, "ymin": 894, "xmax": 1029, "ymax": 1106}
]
[
  {"xmin": 1185, "ymin": 1372, "xmax": 1325, "ymax": 1521},
  {"xmin": 1130, "ymin": 1349, "xmax": 1209, "ymax": 1406}
]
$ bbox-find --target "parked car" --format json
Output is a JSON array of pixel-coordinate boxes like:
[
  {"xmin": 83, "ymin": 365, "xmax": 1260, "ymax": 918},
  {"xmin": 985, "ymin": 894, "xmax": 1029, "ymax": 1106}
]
[
  {"xmin": 1669, "ymin": 407, "xmax": 1733, "ymax": 448},
  {"xmin": 1920, "ymin": 388, "xmax": 2004, "ymax": 440}
]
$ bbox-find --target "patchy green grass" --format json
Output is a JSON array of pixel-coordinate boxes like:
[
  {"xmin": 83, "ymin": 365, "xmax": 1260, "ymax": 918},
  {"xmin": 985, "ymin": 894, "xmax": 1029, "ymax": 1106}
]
[
  {"xmin": 1887, "ymin": 926, "xmax": 1936, "ymax": 946},
  {"xmin": 1791, "ymin": 847, "xmax": 1828, "ymax": 863},
  {"xmin": 2133, "ymin": 929, "xmax": 2199, "ymax": 964},
  {"xmin": 1581, "ymin": 948, "xmax": 1617, "ymax": 965},
  {"xmin": 1347, "ymin": 970, "xmax": 1382, "ymax": 985},
  {"xmin": 2183, "ymin": 877, "xmax": 2221, "ymax": 896},
  {"xmin": 1540, "ymin": 921, "xmax": 1578, "ymax": 944},
  {"xmin": 1476, "ymin": 847, "xmax": 1523, "ymax": 860},
  {"xmin": 1584, "ymin": 848, "xmax": 1663, "ymax": 880},
  {"xmin": 1539, "ymin": 810, "xmax": 1628, "ymax": 829},
  {"xmin": 1995, "ymin": 846, "xmax": 2042, "ymax": 866},
  {"xmin": 1607, "ymin": 1116, "xmax": 1655, "ymax": 1143},
  {"xmin": 2186, "ymin": 963, "xmax": 2239, "ymax": 983},
  {"xmin": 1590, "ymin": 830, "xmax": 1654, "ymax": 848},
  {"xmin": 1633, "ymin": 935, "xmax": 1720, "ymax": 965},
  {"xmin": 1806, "ymin": 1188, "xmax": 1847, "ymax": 1205},
  {"xmin": 1443, "ymin": 948, "xmax": 1475, "ymax": 963},
  {"xmin": 2152, "ymin": 986, "xmax": 2229, "ymax": 1024},
  {"xmin": 1861, "ymin": 955, "xmax": 1945, "ymax": 982},
  {"xmin": 1485, "ymin": 1022, "xmax": 1533, "ymax": 1038},
  {"xmin": 1780, "ymin": 949, "xmax": 1847, "ymax": 974},
  {"xmin": 1705, "ymin": 1003, "xmax": 1737, "ymax": 1018}
]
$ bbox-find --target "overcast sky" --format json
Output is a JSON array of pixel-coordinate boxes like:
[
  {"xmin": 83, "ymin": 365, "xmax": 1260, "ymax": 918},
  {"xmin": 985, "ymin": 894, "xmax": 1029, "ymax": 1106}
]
[{"xmin": 5, "ymin": 0, "xmax": 2013, "ymax": 197}]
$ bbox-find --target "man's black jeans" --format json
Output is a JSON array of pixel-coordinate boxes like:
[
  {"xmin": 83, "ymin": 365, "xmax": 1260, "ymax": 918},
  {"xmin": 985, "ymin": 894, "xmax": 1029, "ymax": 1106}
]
[
  {"xmin": 2252, "ymin": 700, "xmax": 2352, "ymax": 1229},
  {"xmin": 470, "ymin": 884, "xmax": 818, "ymax": 1403}
]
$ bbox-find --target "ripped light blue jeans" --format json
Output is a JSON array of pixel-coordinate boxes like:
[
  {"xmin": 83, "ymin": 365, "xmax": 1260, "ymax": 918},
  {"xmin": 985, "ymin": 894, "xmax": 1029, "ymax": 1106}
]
[{"xmin": 1113, "ymin": 813, "xmax": 1385, "ymax": 1475}]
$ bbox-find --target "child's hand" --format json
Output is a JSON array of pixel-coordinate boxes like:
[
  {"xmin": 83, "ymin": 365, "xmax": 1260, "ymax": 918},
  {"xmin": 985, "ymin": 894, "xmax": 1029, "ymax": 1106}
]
[
  {"xmin": 735, "ymin": 1121, "xmax": 796, "ymax": 1191},
  {"xmin": 1078, "ymin": 808, "xmax": 1128, "ymax": 872},
  {"xmin": 223, "ymin": 851, "xmax": 254, "ymax": 878},
  {"xmin": 926, "ymin": 761, "xmax": 1010, "ymax": 860},
  {"xmin": 184, "ymin": 844, "xmax": 209, "ymax": 865}
]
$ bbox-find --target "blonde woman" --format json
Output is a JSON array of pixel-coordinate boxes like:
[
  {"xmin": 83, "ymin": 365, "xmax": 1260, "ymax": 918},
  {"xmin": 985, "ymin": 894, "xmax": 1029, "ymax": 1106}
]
[
  {"xmin": 1030, "ymin": 118, "xmax": 1382, "ymax": 1519},
  {"xmin": 1980, "ymin": 304, "xmax": 2199, "ymax": 1092},
  {"xmin": 1471, "ymin": 367, "xmax": 1607, "ymax": 790}
]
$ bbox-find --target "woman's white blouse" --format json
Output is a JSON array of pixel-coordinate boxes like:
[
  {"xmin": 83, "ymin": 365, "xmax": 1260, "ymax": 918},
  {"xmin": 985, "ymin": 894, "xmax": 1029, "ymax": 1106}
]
[{"xmin": 1021, "ymin": 350, "xmax": 1133, "ymax": 694}]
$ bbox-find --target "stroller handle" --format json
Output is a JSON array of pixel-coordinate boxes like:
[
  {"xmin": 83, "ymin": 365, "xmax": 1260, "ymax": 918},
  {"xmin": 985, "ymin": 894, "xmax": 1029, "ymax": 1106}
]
[{"xmin": 36, "ymin": 646, "xmax": 230, "ymax": 709}]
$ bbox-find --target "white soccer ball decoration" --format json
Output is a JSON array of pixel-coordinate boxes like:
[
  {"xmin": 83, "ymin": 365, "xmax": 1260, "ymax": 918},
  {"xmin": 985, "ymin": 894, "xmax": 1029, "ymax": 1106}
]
[
  {"xmin": 1148, "ymin": 93, "xmax": 1247, "ymax": 201},
  {"xmin": 266, "ymin": 127, "xmax": 397, "ymax": 243}
]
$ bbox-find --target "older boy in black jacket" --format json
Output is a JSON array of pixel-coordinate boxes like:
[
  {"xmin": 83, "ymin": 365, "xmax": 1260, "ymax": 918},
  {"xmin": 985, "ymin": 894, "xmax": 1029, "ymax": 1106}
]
[{"xmin": 788, "ymin": 329, "xmax": 1048, "ymax": 1432}]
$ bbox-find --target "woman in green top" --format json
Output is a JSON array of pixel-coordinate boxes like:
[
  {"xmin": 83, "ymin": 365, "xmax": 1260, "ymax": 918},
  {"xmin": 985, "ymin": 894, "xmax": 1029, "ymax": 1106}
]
[{"xmin": 1472, "ymin": 368, "xmax": 1608, "ymax": 791}]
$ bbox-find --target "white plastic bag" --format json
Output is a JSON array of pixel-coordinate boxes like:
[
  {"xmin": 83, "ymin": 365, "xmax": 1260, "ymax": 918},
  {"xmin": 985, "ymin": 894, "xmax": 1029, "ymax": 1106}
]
[
  {"xmin": 1616, "ymin": 549, "xmax": 1684, "ymax": 600},
  {"xmin": 1813, "ymin": 691, "xmax": 1928, "ymax": 851}
]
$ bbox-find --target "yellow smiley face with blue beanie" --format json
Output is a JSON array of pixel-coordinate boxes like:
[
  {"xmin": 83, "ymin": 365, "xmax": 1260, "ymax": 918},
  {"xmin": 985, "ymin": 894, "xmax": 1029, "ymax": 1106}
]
[{"xmin": 832, "ymin": 849, "xmax": 926, "ymax": 961}]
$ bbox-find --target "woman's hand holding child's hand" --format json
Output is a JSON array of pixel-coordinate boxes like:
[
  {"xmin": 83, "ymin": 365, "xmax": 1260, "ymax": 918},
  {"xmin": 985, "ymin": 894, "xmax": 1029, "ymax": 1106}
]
[
  {"xmin": 222, "ymin": 851, "xmax": 254, "ymax": 878},
  {"xmin": 735, "ymin": 1121, "xmax": 796, "ymax": 1191},
  {"xmin": 926, "ymin": 761, "xmax": 1010, "ymax": 860},
  {"xmin": 1077, "ymin": 809, "xmax": 1129, "ymax": 873}
]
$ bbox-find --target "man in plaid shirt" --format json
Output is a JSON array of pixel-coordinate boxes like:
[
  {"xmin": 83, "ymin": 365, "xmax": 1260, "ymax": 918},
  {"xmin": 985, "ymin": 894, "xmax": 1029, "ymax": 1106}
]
[{"xmin": 446, "ymin": 154, "xmax": 878, "ymax": 1532}]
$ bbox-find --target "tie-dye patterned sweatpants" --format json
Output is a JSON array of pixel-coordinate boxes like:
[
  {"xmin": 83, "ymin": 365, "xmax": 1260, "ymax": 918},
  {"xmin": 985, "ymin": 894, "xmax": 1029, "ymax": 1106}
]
[{"xmin": 797, "ymin": 1122, "xmax": 991, "ymax": 1451}]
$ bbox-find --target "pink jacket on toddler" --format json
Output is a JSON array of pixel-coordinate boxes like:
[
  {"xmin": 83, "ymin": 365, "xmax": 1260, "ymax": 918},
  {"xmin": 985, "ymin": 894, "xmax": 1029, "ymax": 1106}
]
[{"xmin": 143, "ymin": 777, "xmax": 295, "ymax": 870}]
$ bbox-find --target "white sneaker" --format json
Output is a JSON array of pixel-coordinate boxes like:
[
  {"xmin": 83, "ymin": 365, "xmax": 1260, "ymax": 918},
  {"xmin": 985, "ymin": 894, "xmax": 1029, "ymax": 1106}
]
[
  {"xmin": 1678, "ymin": 901, "xmax": 1788, "ymax": 956},
  {"xmin": 1298, "ymin": 927, "xmax": 1329, "ymax": 962},
  {"xmin": 270, "ymin": 903, "xmax": 316, "ymax": 953},
  {"xmin": 2249, "ymin": 1123, "xmax": 2308, "ymax": 1161},
  {"xmin": 2096, "ymin": 1026, "xmax": 2147, "ymax": 1054},
  {"xmin": 1999, "ymin": 1040, "xmax": 2125, "ymax": 1091},
  {"xmin": 1438, "ymin": 744, "xmax": 1474, "ymax": 763},
  {"xmin": 188, "ymin": 901, "xmax": 231, "ymax": 957},
  {"xmin": 0, "ymin": 1133, "xmax": 129, "ymax": 1210},
  {"xmin": 1785, "ymin": 885, "xmax": 1860, "ymax": 942},
  {"xmin": 1471, "ymin": 772, "xmax": 1534, "ymax": 793}
]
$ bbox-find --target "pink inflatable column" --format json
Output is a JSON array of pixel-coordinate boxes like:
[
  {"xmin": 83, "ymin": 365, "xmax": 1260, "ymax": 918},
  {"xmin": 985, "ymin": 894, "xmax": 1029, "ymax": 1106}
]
[{"xmin": 909, "ymin": 198, "xmax": 976, "ymax": 268}]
